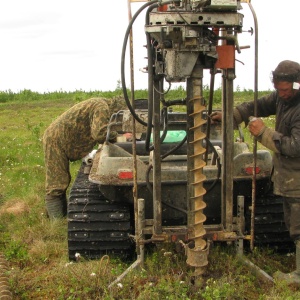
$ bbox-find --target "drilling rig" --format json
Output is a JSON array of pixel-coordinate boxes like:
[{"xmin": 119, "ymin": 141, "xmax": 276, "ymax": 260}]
[
  {"xmin": 67, "ymin": 0, "xmax": 293, "ymax": 283},
  {"xmin": 134, "ymin": 0, "xmax": 245, "ymax": 276}
]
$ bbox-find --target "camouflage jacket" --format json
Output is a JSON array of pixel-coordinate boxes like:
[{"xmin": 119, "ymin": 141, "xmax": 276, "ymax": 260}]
[
  {"xmin": 235, "ymin": 91, "xmax": 300, "ymax": 197},
  {"xmin": 43, "ymin": 98, "xmax": 111, "ymax": 161}
]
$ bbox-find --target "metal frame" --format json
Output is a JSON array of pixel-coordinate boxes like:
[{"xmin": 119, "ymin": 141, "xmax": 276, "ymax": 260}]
[{"xmin": 108, "ymin": 0, "xmax": 269, "ymax": 287}]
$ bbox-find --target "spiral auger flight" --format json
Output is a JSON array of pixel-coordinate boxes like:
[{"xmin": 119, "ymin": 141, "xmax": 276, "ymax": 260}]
[{"xmin": 186, "ymin": 96, "xmax": 208, "ymax": 277}]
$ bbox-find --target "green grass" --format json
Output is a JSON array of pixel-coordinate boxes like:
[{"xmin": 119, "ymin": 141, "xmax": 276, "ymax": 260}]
[{"xmin": 0, "ymin": 88, "xmax": 299, "ymax": 299}]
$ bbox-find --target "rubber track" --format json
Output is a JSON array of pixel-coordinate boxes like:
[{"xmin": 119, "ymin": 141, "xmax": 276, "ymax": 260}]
[
  {"xmin": 246, "ymin": 194, "xmax": 294, "ymax": 252},
  {"xmin": 68, "ymin": 163, "xmax": 133, "ymax": 260}
]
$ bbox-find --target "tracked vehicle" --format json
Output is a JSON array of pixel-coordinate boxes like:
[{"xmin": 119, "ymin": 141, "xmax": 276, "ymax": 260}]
[
  {"xmin": 68, "ymin": 110, "xmax": 292, "ymax": 260},
  {"xmin": 67, "ymin": 0, "xmax": 293, "ymax": 278}
]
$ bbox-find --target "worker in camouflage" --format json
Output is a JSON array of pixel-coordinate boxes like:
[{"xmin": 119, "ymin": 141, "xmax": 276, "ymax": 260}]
[
  {"xmin": 42, "ymin": 97, "xmax": 125, "ymax": 219},
  {"xmin": 211, "ymin": 60, "xmax": 300, "ymax": 285}
]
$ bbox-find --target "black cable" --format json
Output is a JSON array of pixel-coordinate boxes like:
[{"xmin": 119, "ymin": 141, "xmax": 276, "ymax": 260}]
[{"xmin": 121, "ymin": 0, "xmax": 157, "ymax": 127}]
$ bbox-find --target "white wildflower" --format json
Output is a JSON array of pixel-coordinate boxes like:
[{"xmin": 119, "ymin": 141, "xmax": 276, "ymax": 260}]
[
  {"xmin": 65, "ymin": 262, "xmax": 74, "ymax": 267},
  {"xmin": 117, "ymin": 283, "xmax": 123, "ymax": 288}
]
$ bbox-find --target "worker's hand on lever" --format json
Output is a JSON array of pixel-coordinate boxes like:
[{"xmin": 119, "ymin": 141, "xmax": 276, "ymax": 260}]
[
  {"xmin": 209, "ymin": 111, "xmax": 222, "ymax": 124},
  {"xmin": 248, "ymin": 116, "xmax": 266, "ymax": 137}
]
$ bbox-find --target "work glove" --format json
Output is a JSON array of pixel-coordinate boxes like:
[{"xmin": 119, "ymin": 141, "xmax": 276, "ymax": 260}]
[
  {"xmin": 259, "ymin": 127, "xmax": 280, "ymax": 153},
  {"xmin": 248, "ymin": 117, "xmax": 266, "ymax": 137},
  {"xmin": 108, "ymin": 130, "xmax": 118, "ymax": 143},
  {"xmin": 248, "ymin": 117, "xmax": 279, "ymax": 153}
]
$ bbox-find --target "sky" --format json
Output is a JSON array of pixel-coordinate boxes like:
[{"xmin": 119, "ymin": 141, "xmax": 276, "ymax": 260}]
[{"xmin": 0, "ymin": 0, "xmax": 298, "ymax": 93}]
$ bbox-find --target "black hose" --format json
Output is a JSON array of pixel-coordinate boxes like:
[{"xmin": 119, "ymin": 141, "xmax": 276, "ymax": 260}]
[
  {"xmin": 121, "ymin": 0, "xmax": 157, "ymax": 127},
  {"xmin": 146, "ymin": 132, "xmax": 187, "ymax": 191},
  {"xmin": 161, "ymin": 135, "xmax": 187, "ymax": 160},
  {"xmin": 145, "ymin": 163, "xmax": 187, "ymax": 215},
  {"xmin": 159, "ymin": 106, "xmax": 169, "ymax": 143},
  {"xmin": 121, "ymin": 0, "xmax": 180, "ymax": 151},
  {"xmin": 144, "ymin": 38, "xmax": 155, "ymax": 150},
  {"xmin": 164, "ymin": 99, "xmax": 186, "ymax": 107},
  {"xmin": 144, "ymin": 2, "xmax": 159, "ymax": 151},
  {"xmin": 145, "ymin": 136, "xmax": 220, "ymax": 212}
]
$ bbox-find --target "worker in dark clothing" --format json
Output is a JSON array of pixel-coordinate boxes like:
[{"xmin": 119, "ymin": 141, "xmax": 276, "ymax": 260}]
[
  {"xmin": 42, "ymin": 97, "xmax": 124, "ymax": 219},
  {"xmin": 211, "ymin": 60, "xmax": 300, "ymax": 284}
]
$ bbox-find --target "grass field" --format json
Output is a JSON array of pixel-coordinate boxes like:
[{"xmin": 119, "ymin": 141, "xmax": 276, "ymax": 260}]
[{"xmin": 0, "ymin": 88, "xmax": 299, "ymax": 299}]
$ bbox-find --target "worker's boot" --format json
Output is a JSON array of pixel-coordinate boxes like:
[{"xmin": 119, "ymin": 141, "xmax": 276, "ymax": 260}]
[
  {"xmin": 45, "ymin": 194, "xmax": 67, "ymax": 219},
  {"xmin": 274, "ymin": 240, "xmax": 300, "ymax": 284}
]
